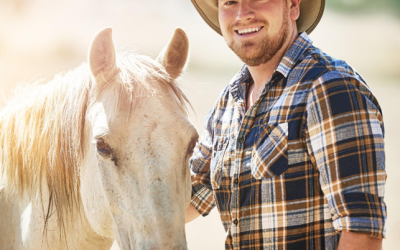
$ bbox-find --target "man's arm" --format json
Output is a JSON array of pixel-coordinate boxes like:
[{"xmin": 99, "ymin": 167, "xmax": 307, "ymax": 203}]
[
  {"xmin": 185, "ymin": 204, "xmax": 201, "ymax": 223},
  {"xmin": 338, "ymin": 231, "xmax": 382, "ymax": 250},
  {"xmin": 186, "ymin": 104, "xmax": 220, "ymax": 222},
  {"xmin": 305, "ymin": 72, "xmax": 387, "ymax": 240}
]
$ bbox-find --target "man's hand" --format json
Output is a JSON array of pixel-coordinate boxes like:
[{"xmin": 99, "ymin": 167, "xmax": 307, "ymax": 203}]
[
  {"xmin": 185, "ymin": 204, "xmax": 201, "ymax": 223},
  {"xmin": 338, "ymin": 231, "xmax": 382, "ymax": 250}
]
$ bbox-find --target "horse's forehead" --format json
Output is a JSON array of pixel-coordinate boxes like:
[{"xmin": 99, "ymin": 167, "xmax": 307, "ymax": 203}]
[
  {"xmin": 88, "ymin": 102, "xmax": 112, "ymax": 135},
  {"xmin": 89, "ymin": 95, "xmax": 190, "ymax": 140}
]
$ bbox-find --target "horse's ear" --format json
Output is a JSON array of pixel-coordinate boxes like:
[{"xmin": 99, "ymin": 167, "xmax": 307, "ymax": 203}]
[
  {"xmin": 88, "ymin": 27, "xmax": 117, "ymax": 81},
  {"xmin": 156, "ymin": 28, "xmax": 189, "ymax": 80}
]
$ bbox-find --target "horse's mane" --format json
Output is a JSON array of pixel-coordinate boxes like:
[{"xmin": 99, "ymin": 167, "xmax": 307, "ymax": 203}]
[{"xmin": 0, "ymin": 48, "xmax": 190, "ymax": 233}]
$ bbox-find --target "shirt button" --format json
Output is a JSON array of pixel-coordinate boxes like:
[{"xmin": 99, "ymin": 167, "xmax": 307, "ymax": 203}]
[
  {"xmin": 233, "ymin": 219, "xmax": 239, "ymax": 225},
  {"xmin": 238, "ymin": 137, "xmax": 244, "ymax": 144},
  {"xmin": 234, "ymin": 178, "xmax": 239, "ymax": 184},
  {"xmin": 267, "ymin": 127, "xmax": 272, "ymax": 133}
]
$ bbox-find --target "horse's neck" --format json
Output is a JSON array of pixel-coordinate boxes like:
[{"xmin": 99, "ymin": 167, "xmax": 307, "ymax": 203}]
[
  {"xmin": 39, "ymin": 200, "xmax": 113, "ymax": 250},
  {"xmin": 36, "ymin": 182, "xmax": 114, "ymax": 250},
  {"xmin": 0, "ymin": 182, "xmax": 113, "ymax": 250}
]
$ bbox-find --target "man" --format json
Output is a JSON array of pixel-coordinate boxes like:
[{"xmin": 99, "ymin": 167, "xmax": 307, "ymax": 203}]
[{"xmin": 186, "ymin": 0, "xmax": 386, "ymax": 249}]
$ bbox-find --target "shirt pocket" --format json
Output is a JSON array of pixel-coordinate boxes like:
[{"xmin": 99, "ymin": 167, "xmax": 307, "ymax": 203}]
[
  {"xmin": 251, "ymin": 122, "xmax": 289, "ymax": 180},
  {"xmin": 211, "ymin": 136, "xmax": 229, "ymax": 190}
]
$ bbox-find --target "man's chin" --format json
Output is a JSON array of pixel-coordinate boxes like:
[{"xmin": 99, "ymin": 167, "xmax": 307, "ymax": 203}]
[
  {"xmin": 229, "ymin": 42, "xmax": 267, "ymax": 65},
  {"xmin": 234, "ymin": 49, "xmax": 268, "ymax": 66},
  {"xmin": 239, "ymin": 56, "xmax": 267, "ymax": 67}
]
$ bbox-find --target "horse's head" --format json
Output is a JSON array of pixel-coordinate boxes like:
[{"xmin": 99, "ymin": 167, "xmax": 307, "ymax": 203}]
[{"xmin": 80, "ymin": 28, "xmax": 198, "ymax": 249}]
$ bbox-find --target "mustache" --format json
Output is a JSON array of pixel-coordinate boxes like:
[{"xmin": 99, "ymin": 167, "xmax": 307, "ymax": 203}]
[{"xmin": 230, "ymin": 20, "xmax": 268, "ymax": 30}]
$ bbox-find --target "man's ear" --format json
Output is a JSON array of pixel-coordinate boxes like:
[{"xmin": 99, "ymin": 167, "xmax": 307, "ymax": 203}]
[{"xmin": 289, "ymin": 0, "xmax": 301, "ymax": 21}]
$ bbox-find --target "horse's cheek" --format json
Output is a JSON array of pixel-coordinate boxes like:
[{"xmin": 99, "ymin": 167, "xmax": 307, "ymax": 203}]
[{"xmin": 80, "ymin": 159, "xmax": 116, "ymax": 239}]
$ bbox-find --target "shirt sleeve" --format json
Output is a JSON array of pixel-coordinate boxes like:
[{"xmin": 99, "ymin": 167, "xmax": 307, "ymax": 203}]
[
  {"xmin": 189, "ymin": 107, "xmax": 216, "ymax": 216},
  {"xmin": 304, "ymin": 71, "xmax": 387, "ymax": 238}
]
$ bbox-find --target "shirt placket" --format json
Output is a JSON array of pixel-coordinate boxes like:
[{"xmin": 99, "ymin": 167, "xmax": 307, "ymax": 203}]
[
  {"xmin": 230, "ymin": 77, "xmax": 278, "ymax": 250},
  {"xmin": 230, "ymin": 100, "xmax": 245, "ymax": 250},
  {"xmin": 232, "ymin": 99, "xmax": 260, "ymax": 249}
]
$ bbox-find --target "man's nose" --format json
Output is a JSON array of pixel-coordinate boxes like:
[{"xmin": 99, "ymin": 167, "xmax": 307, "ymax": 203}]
[{"xmin": 236, "ymin": 2, "xmax": 255, "ymax": 22}]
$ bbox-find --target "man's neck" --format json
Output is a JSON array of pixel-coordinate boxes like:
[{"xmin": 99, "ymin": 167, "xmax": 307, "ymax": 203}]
[{"xmin": 247, "ymin": 29, "xmax": 298, "ymax": 89}]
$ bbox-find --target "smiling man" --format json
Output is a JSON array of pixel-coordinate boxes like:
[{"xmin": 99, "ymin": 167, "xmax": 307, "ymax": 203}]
[{"xmin": 186, "ymin": 0, "xmax": 387, "ymax": 249}]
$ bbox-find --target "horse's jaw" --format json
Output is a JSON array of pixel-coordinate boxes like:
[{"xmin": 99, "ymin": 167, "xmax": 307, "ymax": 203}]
[
  {"xmin": 111, "ymin": 211, "xmax": 188, "ymax": 250},
  {"xmin": 99, "ymin": 160, "xmax": 189, "ymax": 250}
]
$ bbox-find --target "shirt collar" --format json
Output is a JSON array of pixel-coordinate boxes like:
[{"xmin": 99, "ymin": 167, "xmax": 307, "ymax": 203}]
[
  {"xmin": 275, "ymin": 32, "xmax": 313, "ymax": 78},
  {"xmin": 228, "ymin": 65, "xmax": 251, "ymax": 102},
  {"xmin": 228, "ymin": 32, "xmax": 313, "ymax": 99}
]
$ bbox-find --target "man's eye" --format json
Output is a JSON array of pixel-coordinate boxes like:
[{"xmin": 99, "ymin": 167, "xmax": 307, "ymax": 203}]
[{"xmin": 225, "ymin": 1, "xmax": 237, "ymax": 5}]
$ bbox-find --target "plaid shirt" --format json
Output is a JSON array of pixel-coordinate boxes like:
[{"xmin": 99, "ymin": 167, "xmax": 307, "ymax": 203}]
[{"xmin": 190, "ymin": 32, "xmax": 386, "ymax": 250}]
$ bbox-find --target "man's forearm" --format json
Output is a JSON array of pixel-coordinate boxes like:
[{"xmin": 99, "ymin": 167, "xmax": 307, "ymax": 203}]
[{"xmin": 338, "ymin": 231, "xmax": 382, "ymax": 250}]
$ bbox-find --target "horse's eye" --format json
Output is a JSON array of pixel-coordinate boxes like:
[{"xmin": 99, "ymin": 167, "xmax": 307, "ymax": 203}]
[{"xmin": 96, "ymin": 138, "xmax": 112, "ymax": 157}]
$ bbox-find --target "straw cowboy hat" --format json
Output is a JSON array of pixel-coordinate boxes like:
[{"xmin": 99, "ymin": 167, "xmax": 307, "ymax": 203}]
[{"xmin": 191, "ymin": 0, "xmax": 325, "ymax": 35}]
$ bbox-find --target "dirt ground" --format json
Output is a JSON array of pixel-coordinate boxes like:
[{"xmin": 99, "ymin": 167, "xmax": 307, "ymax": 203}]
[{"xmin": 0, "ymin": 1, "xmax": 398, "ymax": 249}]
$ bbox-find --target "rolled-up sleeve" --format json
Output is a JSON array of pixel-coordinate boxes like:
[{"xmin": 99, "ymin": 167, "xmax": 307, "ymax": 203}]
[
  {"xmin": 189, "ymin": 108, "xmax": 216, "ymax": 216},
  {"xmin": 305, "ymin": 71, "xmax": 387, "ymax": 238}
]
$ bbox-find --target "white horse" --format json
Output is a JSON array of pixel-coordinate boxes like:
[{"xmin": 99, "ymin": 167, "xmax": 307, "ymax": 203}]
[{"xmin": 0, "ymin": 27, "xmax": 198, "ymax": 250}]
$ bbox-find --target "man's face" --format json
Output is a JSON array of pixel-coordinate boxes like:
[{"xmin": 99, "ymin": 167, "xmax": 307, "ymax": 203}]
[{"xmin": 218, "ymin": 0, "xmax": 292, "ymax": 66}]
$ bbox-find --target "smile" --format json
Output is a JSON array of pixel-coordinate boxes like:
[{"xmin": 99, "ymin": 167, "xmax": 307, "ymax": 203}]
[{"xmin": 235, "ymin": 26, "xmax": 264, "ymax": 35}]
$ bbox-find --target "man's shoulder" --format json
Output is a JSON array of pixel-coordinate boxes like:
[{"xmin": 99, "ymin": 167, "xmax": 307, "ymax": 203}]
[
  {"xmin": 215, "ymin": 69, "xmax": 245, "ymax": 103},
  {"xmin": 299, "ymin": 44, "xmax": 365, "ymax": 83},
  {"xmin": 203, "ymin": 83, "xmax": 231, "ymax": 123},
  {"xmin": 298, "ymin": 45, "xmax": 380, "ymax": 109}
]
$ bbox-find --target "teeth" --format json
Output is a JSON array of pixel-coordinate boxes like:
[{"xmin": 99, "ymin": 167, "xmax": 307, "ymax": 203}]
[{"xmin": 238, "ymin": 27, "xmax": 260, "ymax": 35}]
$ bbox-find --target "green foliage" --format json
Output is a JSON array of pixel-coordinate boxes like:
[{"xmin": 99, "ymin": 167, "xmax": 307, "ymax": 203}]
[{"xmin": 326, "ymin": 0, "xmax": 400, "ymax": 15}]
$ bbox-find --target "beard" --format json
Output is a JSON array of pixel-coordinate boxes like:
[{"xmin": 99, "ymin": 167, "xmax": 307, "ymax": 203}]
[{"xmin": 226, "ymin": 7, "xmax": 290, "ymax": 66}]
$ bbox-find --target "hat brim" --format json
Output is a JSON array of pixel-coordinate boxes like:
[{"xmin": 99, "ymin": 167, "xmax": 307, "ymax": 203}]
[{"xmin": 191, "ymin": 0, "xmax": 325, "ymax": 35}]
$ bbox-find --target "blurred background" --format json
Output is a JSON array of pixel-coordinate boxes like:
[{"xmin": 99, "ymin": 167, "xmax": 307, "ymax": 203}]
[{"xmin": 0, "ymin": 0, "xmax": 398, "ymax": 249}]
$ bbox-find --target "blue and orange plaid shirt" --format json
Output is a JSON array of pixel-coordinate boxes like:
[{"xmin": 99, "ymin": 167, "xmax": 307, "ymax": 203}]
[{"xmin": 190, "ymin": 32, "xmax": 386, "ymax": 250}]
